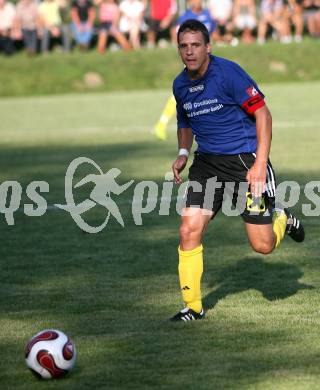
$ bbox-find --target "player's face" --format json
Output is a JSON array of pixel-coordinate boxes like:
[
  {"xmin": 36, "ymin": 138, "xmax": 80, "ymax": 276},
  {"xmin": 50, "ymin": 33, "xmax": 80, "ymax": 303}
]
[{"xmin": 178, "ymin": 31, "xmax": 211, "ymax": 78}]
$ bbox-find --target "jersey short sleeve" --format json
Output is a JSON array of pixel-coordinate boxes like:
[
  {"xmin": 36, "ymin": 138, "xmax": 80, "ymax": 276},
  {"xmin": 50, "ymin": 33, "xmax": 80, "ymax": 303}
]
[
  {"xmin": 173, "ymin": 81, "xmax": 190, "ymax": 129},
  {"xmin": 175, "ymin": 95, "xmax": 190, "ymax": 129},
  {"xmin": 225, "ymin": 62, "xmax": 265, "ymax": 115}
]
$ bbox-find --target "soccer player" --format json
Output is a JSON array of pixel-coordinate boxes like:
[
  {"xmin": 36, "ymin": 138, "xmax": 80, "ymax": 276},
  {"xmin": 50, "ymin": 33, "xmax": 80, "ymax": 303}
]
[{"xmin": 170, "ymin": 19, "xmax": 305, "ymax": 322}]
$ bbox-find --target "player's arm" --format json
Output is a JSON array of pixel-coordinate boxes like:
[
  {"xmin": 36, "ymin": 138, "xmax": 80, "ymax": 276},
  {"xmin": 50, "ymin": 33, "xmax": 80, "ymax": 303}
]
[
  {"xmin": 172, "ymin": 127, "xmax": 193, "ymax": 184},
  {"xmin": 246, "ymin": 104, "xmax": 272, "ymax": 197},
  {"xmin": 227, "ymin": 63, "xmax": 270, "ymax": 198}
]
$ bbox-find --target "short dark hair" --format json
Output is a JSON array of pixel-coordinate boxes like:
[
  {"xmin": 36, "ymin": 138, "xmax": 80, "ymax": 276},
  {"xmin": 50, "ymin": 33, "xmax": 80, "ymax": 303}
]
[{"xmin": 177, "ymin": 19, "xmax": 210, "ymax": 45}]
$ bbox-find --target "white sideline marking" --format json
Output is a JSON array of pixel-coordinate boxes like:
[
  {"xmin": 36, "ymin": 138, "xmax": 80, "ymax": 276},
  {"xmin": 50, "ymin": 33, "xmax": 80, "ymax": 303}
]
[{"xmin": 2, "ymin": 121, "xmax": 318, "ymax": 141}]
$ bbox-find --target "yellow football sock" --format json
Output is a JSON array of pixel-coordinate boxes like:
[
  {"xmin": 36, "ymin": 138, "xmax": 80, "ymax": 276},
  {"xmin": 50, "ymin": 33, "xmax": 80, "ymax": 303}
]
[
  {"xmin": 272, "ymin": 210, "xmax": 287, "ymax": 248},
  {"xmin": 178, "ymin": 245, "xmax": 203, "ymax": 313},
  {"xmin": 154, "ymin": 95, "xmax": 176, "ymax": 140}
]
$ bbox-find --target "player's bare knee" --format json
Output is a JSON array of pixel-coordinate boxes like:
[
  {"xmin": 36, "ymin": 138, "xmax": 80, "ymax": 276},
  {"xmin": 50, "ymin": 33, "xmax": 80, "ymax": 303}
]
[
  {"xmin": 179, "ymin": 222, "xmax": 202, "ymax": 243},
  {"xmin": 251, "ymin": 240, "xmax": 275, "ymax": 255}
]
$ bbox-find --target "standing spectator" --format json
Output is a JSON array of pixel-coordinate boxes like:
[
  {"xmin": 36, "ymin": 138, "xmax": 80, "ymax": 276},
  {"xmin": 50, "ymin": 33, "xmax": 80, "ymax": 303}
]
[
  {"xmin": 0, "ymin": 0, "xmax": 16, "ymax": 55},
  {"xmin": 303, "ymin": 0, "xmax": 320, "ymax": 37},
  {"xmin": 70, "ymin": 0, "xmax": 95, "ymax": 50},
  {"xmin": 146, "ymin": 0, "xmax": 177, "ymax": 48},
  {"xmin": 233, "ymin": 0, "xmax": 257, "ymax": 43},
  {"xmin": 95, "ymin": 0, "xmax": 131, "ymax": 54},
  {"xmin": 119, "ymin": 0, "xmax": 145, "ymax": 49},
  {"xmin": 208, "ymin": 0, "xmax": 234, "ymax": 44},
  {"xmin": 39, "ymin": 0, "xmax": 71, "ymax": 53},
  {"xmin": 177, "ymin": 0, "xmax": 217, "ymax": 41},
  {"xmin": 14, "ymin": 0, "xmax": 41, "ymax": 55}
]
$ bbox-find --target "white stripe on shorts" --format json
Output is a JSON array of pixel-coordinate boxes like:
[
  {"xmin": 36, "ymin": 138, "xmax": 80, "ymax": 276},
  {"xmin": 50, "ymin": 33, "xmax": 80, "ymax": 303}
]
[{"xmin": 252, "ymin": 152, "xmax": 276, "ymax": 197}]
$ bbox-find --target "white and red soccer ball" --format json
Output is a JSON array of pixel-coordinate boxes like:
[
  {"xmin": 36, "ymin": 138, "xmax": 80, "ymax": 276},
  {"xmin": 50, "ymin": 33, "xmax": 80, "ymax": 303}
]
[{"xmin": 25, "ymin": 329, "xmax": 76, "ymax": 379}]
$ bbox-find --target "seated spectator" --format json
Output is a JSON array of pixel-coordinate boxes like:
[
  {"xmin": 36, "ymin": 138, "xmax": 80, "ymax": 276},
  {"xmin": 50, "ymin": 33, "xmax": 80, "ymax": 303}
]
[
  {"xmin": 208, "ymin": 0, "xmax": 234, "ymax": 44},
  {"xmin": 146, "ymin": 0, "xmax": 177, "ymax": 48},
  {"xmin": 287, "ymin": 0, "xmax": 304, "ymax": 42},
  {"xmin": 70, "ymin": 0, "xmax": 95, "ymax": 50},
  {"xmin": 0, "ymin": 0, "xmax": 16, "ymax": 55},
  {"xmin": 39, "ymin": 0, "xmax": 71, "ymax": 53},
  {"xmin": 233, "ymin": 0, "xmax": 257, "ymax": 44},
  {"xmin": 257, "ymin": 0, "xmax": 287, "ymax": 44},
  {"xmin": 58, "ymin": 0, "xmax": 72, "ymax": 51},
  {"xmin": 95, "ymin": 0, "xmax": 131, "ymax": 54},
  {"xmin": 177, "ymin": 0, "xmax": 217, "ymax": 41},
  {"xmin": 303, "ymin": 0, "xmax": 320, "ymax": 37},
  {"xmin": 14, "ymin": 0, "xmax": 41, "ymax": 55},
  {"xmin": 119, "ymin": 0, "xmax": 145, "ymax": 49}
]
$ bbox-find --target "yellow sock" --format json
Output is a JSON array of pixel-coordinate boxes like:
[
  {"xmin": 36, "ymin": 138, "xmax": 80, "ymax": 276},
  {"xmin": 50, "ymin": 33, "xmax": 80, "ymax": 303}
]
[
  {"xmin": 154, "ymin": 95, "xmax": 176, "ymax": 140},
  {"xmin": 178, "ymin": 245, "xmax": 203, "ymax": 313},
  {"xmin": 272, "ymin": 210, "xmax": 287, "ymax": 248}
]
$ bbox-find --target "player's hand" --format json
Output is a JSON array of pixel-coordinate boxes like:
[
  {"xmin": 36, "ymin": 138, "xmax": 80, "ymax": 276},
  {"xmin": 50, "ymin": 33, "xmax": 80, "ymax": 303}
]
[
  {"xmin": 246, "ymin": 161, "xmax": 267, "ymax": 198},
  {"xmin": 172, "ymin": 156, "xmax": 188, "ymax": 184}
]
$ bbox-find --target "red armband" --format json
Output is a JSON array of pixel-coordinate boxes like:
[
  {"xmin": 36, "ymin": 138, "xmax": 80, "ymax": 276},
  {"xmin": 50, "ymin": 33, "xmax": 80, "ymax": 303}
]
[{"xmin": 242, "ymin": 94, "xmax": 265, "ymax": 115}]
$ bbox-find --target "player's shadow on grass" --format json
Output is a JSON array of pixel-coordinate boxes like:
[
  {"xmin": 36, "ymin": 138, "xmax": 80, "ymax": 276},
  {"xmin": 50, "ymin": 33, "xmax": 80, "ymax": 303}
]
[{"xmin": 203, "ymin": 258, "xmax": 314, "ymax": 311}]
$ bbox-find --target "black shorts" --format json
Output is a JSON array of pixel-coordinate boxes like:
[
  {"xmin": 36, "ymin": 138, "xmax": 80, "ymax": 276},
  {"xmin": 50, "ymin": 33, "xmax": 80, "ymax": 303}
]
[{"xmin": 185, "ymin": 152, "xmax": 277, "ymax": 225}]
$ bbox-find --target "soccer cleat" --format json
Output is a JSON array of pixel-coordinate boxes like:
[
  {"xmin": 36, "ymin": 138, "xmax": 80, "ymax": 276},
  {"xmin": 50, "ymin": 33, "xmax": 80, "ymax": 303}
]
[
  {"xmin": 285, "ymin": 209, "xmax": 305, "ymax": 242},
  {"xmin": 169, "ymin": 307, "xmax": 205, "ymax": 322}
]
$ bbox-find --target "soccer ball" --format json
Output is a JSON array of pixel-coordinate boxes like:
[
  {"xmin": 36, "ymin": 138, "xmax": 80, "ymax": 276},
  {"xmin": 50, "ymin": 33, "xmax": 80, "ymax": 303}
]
[{"xmin": 25, "ymin": 329, "xmax": 76, "ymax": 379}]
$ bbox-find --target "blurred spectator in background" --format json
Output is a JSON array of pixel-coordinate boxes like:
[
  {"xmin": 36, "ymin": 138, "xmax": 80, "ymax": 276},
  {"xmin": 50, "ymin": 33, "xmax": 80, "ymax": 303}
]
[
  {"xmin": 39, "ymin": 0, "xmax": 71, "ymax": 53},
  {"xmin": 233, "ymin": 0, "xmax": 257, "ymax": 43},
  {"xmin": 119, "ymin": 0, "xmax": 145, "ymax": 49},
  {"xmin": 281, "ymin": 1, "xmax": 303, "ymax": 43},
  {"xmin": 303, "ymin": 0, "xmax": 320, "ymax": 37},
  {"xmin": 0, "ymin": 0, "xmax": 16, "ymax": 55},
  {"xmin": 177, "ymin": 0, "xmax": 217, "ymax": 41},
  {"xmin": 14, "ymin": 0, "xmax": 41, "ymax": 55},
  {"xmin": 257, "ymin": 0, "xmax": 286, "ymax": 44},
  {"xmin": 208, "ymin": 0, "xmax": 234, "ymax": 45},
  {"xmin": 95, "ymin": 0, "xmax": 131, "ymax": 54},
  {"xmin": 146, "ymin": 0, "xmax": 177, "ymax": 48},
  {"xmin": 71, "ymin": 0, "xmax": 95, "ymax": 50},
  {"xmin": 59, "ymin": 0, "xmax": 72, "ymax": 50}
]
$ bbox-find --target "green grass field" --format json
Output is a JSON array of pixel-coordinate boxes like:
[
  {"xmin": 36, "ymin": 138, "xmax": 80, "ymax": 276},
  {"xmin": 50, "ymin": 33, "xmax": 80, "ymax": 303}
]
[
  {"xmin": 0, "ymin": 82, "xmax": 319, "ymax": 389},
  {"xmin": 0, "ymin": 39, "xmax": 319, "ymax": 97}
]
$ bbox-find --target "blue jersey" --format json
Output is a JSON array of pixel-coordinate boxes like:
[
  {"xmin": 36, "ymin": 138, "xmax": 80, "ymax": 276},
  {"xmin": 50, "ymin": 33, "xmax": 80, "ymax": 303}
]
[
  {"xmin": 177, "ymin": 9, "xmax": 216, "ymax": 33},
  {"xmin": 173, "ymin": 55, "xmax": 265, "ymax": 155}
]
